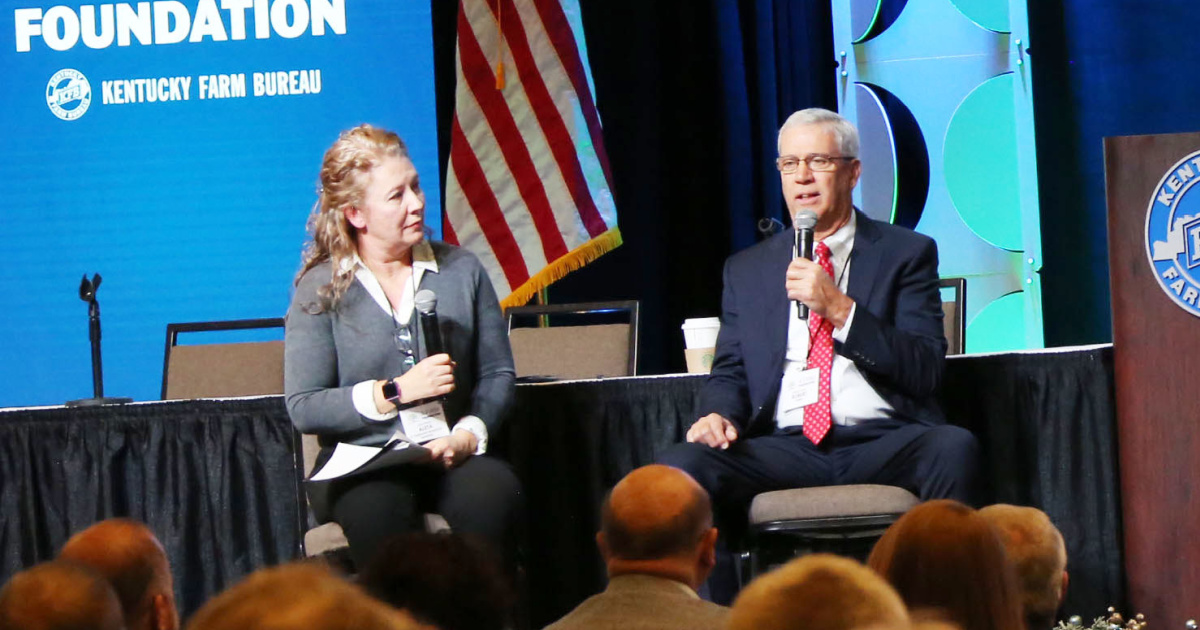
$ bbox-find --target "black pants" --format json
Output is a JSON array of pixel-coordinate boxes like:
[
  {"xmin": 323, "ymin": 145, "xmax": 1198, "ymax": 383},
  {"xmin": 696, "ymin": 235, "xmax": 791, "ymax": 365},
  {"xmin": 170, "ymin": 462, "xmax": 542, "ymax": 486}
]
[
  {"xmin": 657, "ymin": 418, "xmax": 979, "ymax": 602},
  {"xmin": 328, "ymin": 455, "xmax": 524, "ymax": 570}
]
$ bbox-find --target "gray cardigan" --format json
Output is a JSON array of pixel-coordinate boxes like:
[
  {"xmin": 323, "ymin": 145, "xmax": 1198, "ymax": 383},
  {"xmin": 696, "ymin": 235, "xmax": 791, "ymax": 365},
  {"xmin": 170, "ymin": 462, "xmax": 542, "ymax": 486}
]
[{"xmin": 283, "ymin": 241, "xmax": 516, "ymax": 448}]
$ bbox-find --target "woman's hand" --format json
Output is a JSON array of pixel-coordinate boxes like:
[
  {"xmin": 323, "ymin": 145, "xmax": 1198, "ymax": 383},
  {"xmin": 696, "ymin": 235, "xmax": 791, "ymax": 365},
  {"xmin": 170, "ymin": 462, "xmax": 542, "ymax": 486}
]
[
  {"xmin": 424, "ymin": 429, "xmax": 478, "ymax": 468},
  {"xmin": 396, "ymin": 353, "xmax": 456, "ymax": 404}
]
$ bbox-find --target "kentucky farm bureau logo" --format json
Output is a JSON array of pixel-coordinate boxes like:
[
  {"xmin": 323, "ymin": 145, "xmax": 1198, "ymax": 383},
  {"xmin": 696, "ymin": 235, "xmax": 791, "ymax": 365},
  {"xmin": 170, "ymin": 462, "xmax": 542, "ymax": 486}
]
[
  {"xmin": 46, "ymin": 68, "xmax": 91, "ymax": 120},
  {"xmin": 1146, "ymin": 148, "xmax": 1200, "ymax": 317}
]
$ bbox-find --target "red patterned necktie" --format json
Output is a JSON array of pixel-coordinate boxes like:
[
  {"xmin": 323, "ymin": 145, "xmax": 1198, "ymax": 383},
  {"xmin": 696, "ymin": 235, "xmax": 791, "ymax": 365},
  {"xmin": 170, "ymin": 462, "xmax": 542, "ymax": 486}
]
[{"xmin": 803, "ymin": 242, "xmax": 835, "ymax": 445}]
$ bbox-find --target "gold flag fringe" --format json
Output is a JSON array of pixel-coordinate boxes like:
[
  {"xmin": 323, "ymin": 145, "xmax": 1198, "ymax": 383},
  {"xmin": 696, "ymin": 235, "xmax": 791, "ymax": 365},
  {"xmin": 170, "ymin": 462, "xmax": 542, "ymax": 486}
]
[{"xmin": 500, "ymin": 227, "xmax": 623, "ymax": 309}]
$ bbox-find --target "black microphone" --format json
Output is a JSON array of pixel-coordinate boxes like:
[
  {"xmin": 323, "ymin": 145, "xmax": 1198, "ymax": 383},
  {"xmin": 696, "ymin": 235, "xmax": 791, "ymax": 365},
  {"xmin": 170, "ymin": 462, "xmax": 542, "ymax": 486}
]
[
  {"xmin": 793, "ymin": 210, "xmax": 818, "ymax": 320},
  {"xmin": 414, "ymin": 289, "xmax": 445, "ymax": 358}
]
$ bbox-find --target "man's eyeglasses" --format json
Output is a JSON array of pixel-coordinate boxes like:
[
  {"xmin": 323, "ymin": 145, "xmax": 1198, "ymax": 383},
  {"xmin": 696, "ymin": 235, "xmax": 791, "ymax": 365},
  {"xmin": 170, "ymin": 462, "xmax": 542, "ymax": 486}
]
[{"xmin": 776, "ymin": 154, "xmax": 856, "ymax": 174}]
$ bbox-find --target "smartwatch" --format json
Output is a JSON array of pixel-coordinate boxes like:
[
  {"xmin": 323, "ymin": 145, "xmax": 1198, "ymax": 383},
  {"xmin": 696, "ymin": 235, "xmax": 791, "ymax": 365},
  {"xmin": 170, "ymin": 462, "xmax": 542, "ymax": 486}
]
[{"xmin": 381, "ymin": 379, "xmax": 402, "ymax": 406}]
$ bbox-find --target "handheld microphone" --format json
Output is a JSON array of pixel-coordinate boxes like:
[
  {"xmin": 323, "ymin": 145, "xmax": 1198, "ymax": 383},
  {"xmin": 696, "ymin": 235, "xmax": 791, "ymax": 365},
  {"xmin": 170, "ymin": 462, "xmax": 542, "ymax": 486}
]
[
  {"xmin": 414, "ymin": 289, "xmax": 445, "ymax": 358},
  {"xmin": 793, "ymin": 210, "xmax": 818, "ymax": 320}
]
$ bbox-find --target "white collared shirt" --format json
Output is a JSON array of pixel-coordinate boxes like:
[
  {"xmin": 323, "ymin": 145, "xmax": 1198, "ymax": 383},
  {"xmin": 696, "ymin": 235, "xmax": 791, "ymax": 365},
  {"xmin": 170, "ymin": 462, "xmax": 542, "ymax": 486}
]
[
  {"xmin": 775, "ymin": 211, "xmax": 893, "ymax": 429},
  {"xmin": 347, "ymin": 240, "xmax": 489, "ymax": 453}
]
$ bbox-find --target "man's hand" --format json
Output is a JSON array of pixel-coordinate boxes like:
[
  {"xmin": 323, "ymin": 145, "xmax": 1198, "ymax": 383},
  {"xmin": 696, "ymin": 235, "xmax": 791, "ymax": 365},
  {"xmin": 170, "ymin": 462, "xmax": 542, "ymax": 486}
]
[
  {"xmin": 425, "ymin": 428, "xmax": 477, "ymax": 469},
  {"xmin": 785, "ymin": 258, "xmax": 853, "ymax": 328},
  {"xmin": 686, "ymin": 413, "xmax": 739, "ymax": 449}
]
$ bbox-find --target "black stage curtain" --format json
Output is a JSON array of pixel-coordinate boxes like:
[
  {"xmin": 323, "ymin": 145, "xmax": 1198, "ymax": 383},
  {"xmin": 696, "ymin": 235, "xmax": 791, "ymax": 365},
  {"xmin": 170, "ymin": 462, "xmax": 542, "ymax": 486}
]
[
  {"xmin": 431, "ymin": 0, "xmax": 835, "ymax": 376},
  {"xmin": 0, "ymin": 348, "xmax": 1123, "ymax": 624},
  {"xmin": 0, "ymin": 398, "xmax": 302, "ymax": 619}
]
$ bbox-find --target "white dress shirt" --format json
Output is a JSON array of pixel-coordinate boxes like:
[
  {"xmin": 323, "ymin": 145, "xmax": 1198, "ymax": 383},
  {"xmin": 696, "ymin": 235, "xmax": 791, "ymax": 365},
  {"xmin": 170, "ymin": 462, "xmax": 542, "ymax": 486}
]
[{"xmin": 775, "ymin": 211, "xmax": 893, "ymax": 429}]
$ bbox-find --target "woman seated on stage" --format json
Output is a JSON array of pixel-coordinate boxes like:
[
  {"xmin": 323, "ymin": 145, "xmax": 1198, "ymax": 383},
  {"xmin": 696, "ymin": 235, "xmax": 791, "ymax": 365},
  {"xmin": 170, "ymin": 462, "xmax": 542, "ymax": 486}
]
[{"xmin": 284, "ymin": 124, "xmax": 521, "ymax": 569}]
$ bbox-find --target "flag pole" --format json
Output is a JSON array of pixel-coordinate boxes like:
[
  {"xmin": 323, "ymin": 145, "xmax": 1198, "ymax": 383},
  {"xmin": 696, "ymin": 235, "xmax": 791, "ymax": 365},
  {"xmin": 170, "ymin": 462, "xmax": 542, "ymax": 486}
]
[{"xmin": 536, "ymin": 287, "xmax": 549, "ymax": 327}]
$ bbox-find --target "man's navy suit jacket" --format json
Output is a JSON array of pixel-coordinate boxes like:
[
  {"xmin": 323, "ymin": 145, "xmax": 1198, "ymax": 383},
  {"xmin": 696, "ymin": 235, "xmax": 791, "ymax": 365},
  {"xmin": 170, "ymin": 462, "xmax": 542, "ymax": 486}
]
[{"xmin": 698, "ymin": 210, "xmax": 948, "ymax": 437}]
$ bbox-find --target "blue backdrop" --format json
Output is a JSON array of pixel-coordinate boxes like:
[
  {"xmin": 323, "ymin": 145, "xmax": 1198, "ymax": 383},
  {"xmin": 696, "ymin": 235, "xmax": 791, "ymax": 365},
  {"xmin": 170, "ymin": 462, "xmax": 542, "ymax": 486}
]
[{"xmin": 0, "ymin": 1, "xmax": 440, "ymax": 406}]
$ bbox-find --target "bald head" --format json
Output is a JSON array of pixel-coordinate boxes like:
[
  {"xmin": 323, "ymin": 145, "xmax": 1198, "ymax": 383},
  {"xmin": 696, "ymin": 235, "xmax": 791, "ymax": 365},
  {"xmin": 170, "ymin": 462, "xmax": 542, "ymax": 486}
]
[
  {"xmin": 0, "ymin": 560, "xmax": 125, "ymax": 630},
  {"xmin": 601, "ymin": 465, "xmax": 712, "ymax": 561},
  {"xmin": 729, "ymin": 554, "xmax": 909, "ymax": 630},
  {"xmin": 59, "ymin": 519, "xmax": 176, "ymax": 630},
  {"xmin": 979, "ymin": 504, "xmax": 1067, "ymax": 628}
]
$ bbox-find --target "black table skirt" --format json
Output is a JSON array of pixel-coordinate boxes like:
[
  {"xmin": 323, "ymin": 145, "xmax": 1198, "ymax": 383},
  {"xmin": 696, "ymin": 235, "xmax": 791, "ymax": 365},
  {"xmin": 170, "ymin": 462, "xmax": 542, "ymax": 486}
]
[
  {"xmin": 0, "ymin": 346, "xmax": 1122, "ymax": 623},
  {"xmin": 0, "ymin": 397, "xmax": 303, "ymax": 617},
  {"xmin": 504, "ymin": 347, "xmax": 1123, "ymax": 625}
]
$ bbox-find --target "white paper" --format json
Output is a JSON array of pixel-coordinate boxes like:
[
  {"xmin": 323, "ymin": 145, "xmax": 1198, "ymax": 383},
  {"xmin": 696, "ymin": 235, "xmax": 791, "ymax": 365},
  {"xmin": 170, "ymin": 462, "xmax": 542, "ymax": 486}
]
[{"xmin": 309, "ymin": 442, "xmax": 395, "ymax": 481}]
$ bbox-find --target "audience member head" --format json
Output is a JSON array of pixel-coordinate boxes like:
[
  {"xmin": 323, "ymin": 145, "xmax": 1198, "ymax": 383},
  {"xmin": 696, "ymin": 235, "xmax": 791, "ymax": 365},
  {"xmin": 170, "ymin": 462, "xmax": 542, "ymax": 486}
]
[
  {"xmin": 59, "ymin": 519, "xmax": 177, "ymax": 630},
  {"xmin": 299, "ymin": 123, "xmax": 411, "ymax": 307},
  {"xmin": 597, "ymin": 464, "xmax": 718, "ymax": 591},
  {"xmin": 185, "ymin": 562, "xmax": 417, "ymax": 630},
  {"xmin": 0, "ymin": 560, "xmax": 124, "ymax": 630},
  {"xmin": 358, "ymin": 532, "xmax": 513, "ymax": 630},
  {"xmin": 979, "ymin": 504, "xmax": 1068, "ymax": 630},
  {"xmin": 728, "ymin": 553, "xmax": 909, "ymax": 630},
  {"xmin": 868, "ymin": 500, "xmax": 1026, "ymax": 630}
]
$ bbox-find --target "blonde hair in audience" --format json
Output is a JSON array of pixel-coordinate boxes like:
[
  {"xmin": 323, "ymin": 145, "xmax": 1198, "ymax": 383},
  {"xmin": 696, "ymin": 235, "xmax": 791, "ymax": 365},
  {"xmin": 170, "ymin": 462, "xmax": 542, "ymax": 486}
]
[
  {"xmin": 297, "ymin": 124, "xmax": 410, "ymax": 310},
  {"xmin": 728, "ymin": 553, "xmax": 909, "ymax": 630},
  {"xmin": 979, "ymin": 504, "xmax": 1067, "ymax": 628},
  {"xmin": 185, "ymin": 561, "xmax": 420, "ymax": 630},
  {"xmin": 0, "ymin": 560, "xmax": 124, "ymax": 630}
]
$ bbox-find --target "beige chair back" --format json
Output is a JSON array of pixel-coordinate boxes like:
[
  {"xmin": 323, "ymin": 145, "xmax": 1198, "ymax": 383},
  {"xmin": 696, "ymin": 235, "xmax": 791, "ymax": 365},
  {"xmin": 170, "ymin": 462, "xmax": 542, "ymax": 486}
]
[
  {"xmin": 509, "ymin": 323, "xmax": 633, "ymax": 379},
  {"xmin": 506, "ymin": 301, "xmax": 639, "ymax": 379},
  {"xmin": 939, "ymin": 277, "xmax": 966, "ymax": 356},
  {"xmin": 164, "ymin": 341, "xmax": 285, "ymax": 399},
  {"xmin": 161, "ymin": 318, "xmax": 285, "ymax": 399}
]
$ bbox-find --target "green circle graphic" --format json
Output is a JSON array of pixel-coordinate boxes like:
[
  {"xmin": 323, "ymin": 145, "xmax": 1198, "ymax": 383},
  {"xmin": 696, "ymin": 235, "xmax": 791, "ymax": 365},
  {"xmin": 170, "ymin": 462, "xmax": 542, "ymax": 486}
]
[
  {"xmin": 966, "ymin": 291, "xmax": 1026, "ymax": 354},
  {"xmin": 949, "ymin": 0, "xmax": 1009, "ymax": 33},
  {"xmin": 944, "ymin": 73, "xmax": 1022, "ymax": 252}
]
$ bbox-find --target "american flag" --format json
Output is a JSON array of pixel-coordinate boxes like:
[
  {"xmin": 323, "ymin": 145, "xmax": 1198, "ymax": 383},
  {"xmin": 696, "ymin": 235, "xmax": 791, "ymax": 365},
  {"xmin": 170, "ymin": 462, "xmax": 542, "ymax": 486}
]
[{"xmin": 444, "ymin": 0, "xmax": 620, "ymax": 308}]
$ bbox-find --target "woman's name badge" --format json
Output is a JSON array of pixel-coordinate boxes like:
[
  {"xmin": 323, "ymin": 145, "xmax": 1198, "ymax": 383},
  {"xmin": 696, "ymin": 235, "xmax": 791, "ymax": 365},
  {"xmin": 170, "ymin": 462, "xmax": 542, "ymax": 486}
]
[
  {"xmin": 778, "ymin": 365, "xmax": 820, "ymax": 421},
  {"xmin": 399, "ymin": 401, "xmax": 451, "ymax": 444}
]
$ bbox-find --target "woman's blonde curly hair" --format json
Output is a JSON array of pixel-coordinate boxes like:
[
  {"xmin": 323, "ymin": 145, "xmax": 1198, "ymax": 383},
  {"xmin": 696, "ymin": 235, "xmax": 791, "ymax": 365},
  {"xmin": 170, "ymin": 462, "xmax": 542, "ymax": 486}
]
[{"xmin": 296, "ymin": 124, "xmax": 409, "ymax": 311}]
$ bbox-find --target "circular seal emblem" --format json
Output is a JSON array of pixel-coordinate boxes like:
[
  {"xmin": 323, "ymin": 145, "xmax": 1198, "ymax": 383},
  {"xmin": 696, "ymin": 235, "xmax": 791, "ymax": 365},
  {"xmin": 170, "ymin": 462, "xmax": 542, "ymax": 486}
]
[
  {"xmin": 45, "ymin": 69, "xmax": 91, "ymax": 121},
  {"xmin": 1145, "ymin": 148, "xmax": 1200, "ymax": 318}
]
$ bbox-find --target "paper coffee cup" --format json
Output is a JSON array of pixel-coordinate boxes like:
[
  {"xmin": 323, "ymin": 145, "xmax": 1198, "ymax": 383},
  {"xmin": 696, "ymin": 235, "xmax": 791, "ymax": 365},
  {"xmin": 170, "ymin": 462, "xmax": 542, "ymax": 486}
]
[
  {"xmin": 684, "ymin": 347, "xmax": 715, "ymax": 374},
  {"xmin": 681, "ymin": 317, "xmax": 720, "ymax": 349}
]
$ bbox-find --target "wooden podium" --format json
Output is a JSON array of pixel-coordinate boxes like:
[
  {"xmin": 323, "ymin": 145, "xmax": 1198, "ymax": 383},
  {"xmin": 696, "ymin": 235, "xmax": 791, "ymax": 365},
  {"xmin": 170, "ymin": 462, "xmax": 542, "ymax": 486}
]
[{"xmin": 1105, "ymin": 131, "xmax": 1200, "ymax": 626}]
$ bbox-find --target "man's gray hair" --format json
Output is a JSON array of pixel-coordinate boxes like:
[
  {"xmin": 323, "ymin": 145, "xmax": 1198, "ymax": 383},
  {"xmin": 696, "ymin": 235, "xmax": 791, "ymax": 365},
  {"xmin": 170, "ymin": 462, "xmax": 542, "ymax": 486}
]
[{"xmin": 777, "ymin": 108, "xmax": 859, "ymax": 158}]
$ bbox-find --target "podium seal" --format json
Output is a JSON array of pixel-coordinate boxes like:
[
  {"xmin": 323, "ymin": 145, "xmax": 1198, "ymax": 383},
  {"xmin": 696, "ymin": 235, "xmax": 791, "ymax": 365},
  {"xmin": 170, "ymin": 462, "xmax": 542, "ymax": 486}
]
[{"xmin": 1146, "ymin": 148, "xmax": 1200, "ymax": 318}]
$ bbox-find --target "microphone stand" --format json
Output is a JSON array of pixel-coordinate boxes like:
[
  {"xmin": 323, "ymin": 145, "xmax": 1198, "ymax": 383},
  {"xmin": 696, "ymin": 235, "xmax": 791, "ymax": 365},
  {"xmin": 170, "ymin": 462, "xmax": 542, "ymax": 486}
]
[{"xmin": 67, "ymin": 273, "xmax": 132, "ymax": 407}]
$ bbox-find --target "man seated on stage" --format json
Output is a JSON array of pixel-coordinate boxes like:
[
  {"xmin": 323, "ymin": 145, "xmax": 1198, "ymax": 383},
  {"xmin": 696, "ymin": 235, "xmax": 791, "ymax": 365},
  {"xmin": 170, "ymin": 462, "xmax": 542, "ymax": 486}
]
[
  {"xmin": 59, "ymin": 518, "xmax": 179, "ymax": 630},
  {"xmin": 659, "ymin": 107, "xmax": 978, "ymax": 596},
  {"xmin": 0, "ymin": 561, "xmax": 125, "ymax": 630},
  {"xmin": 980, "ymin": 504, "xmax": 1069, "ymax": 630},
  {"xmin": 544, "ymin": 465, "xmax": 728, "ymax": 630}
]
